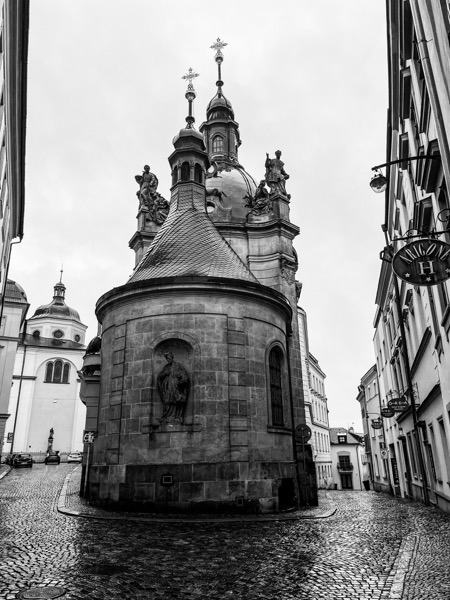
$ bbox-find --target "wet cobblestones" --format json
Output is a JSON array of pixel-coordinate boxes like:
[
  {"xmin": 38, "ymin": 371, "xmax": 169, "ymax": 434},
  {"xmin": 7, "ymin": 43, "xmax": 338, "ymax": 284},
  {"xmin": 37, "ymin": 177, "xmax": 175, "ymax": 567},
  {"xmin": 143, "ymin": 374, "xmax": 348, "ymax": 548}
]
[{"xmin": 0, "ymin": 464, "xmax": 449, "ymax": 599}]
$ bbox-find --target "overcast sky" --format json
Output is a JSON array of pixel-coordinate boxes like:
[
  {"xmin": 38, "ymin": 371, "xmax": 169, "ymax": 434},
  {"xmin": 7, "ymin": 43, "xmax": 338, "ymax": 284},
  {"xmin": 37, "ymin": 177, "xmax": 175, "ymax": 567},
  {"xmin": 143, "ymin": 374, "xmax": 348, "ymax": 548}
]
[{"xmin": 10, "ymin": 0, "xmax": 388, "ymax": 430}]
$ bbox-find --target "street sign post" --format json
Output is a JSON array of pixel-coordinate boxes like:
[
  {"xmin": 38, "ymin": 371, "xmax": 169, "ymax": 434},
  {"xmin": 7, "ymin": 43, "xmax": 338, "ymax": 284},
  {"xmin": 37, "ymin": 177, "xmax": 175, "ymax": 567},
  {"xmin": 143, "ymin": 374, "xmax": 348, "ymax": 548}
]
[{"xmin": 82, "ymin": 431, "xmax": 97, "ymax": 497}]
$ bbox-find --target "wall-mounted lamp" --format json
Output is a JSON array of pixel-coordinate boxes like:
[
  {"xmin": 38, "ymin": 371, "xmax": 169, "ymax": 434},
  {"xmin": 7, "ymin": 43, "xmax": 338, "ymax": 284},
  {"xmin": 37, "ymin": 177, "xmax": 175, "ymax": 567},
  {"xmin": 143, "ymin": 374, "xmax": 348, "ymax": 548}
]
[{"xmin": 369, "ymin": 155, "xmax": 439, "ymax": 194}]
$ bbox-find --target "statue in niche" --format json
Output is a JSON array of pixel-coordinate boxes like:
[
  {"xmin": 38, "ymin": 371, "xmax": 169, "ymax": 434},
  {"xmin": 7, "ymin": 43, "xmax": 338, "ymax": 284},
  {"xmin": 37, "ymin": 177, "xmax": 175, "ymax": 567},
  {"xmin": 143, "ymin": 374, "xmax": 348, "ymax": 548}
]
[
  {"xmin": 157, "ymin": 350, "xmax": 190, "ymax": 424},
  {"xmin": 245, "ymin": 180, "xmax": 272, "ymax": 215},
  {"xmin": 265, "ymin": 150, "xmax": 290, "ymax": 198},
  {"xmin": 135, "ymin": 165, "xmax": 170, "ymax": 225}
]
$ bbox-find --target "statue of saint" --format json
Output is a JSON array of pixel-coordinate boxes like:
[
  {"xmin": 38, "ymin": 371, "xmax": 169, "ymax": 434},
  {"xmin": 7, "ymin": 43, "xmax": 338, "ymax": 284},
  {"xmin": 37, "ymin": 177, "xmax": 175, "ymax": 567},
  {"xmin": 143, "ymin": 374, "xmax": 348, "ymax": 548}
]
[
  {"xmin": 245, "ymin": 180, "xmax": 272, "ymax": 215},
  {"xmin": 265, "ymin": 150, "xmax": 290, "ymax": 197},
  {"xmin": 135, "ymin": 165, "xmax": 159, "ymax": 208},
  {"xmin": 135, "ymin": 165, "xmax": 170, "ymax": 225},
  {"xmin": 157, "ymin": 351, "xmax": 190, "ymax": 424},
  {"xmin": 149, "ymin": 195, "xmax": 170, "ymax": 225}
]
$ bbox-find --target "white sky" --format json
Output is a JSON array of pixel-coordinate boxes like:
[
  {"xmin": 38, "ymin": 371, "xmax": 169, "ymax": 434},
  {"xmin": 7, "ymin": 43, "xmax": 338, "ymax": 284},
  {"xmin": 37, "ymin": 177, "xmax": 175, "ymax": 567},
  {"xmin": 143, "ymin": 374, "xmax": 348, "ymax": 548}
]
[{"xmin": 10, "ymin": 0, "xmax": 388, "ymax": 431}]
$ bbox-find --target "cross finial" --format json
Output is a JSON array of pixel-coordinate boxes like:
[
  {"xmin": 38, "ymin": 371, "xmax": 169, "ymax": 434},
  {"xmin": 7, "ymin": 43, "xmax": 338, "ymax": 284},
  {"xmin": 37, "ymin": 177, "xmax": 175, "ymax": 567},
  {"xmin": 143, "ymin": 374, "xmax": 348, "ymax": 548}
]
[
  {"xmin": 182, "ymin": 67, "xmax": 199, "ymax": 93},
  {"xmin": 59, "ymin": 265, "xmax": 63, "ymax": 283},
  {"xmin": 182, "ymin": 68, "xmax": 199, "ymax": 128},
  {"xmin": 210, "ymin": 37, "xmax": 227, "ymax": 60}
]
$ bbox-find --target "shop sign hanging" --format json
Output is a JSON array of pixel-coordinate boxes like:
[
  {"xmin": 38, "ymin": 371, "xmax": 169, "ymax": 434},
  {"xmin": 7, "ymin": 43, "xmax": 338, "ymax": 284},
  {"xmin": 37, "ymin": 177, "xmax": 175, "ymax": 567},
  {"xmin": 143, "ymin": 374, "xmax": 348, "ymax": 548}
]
[
  {"xmin": 393, "ymin": 238, "xmax": 450, "ymax": 286},
  {"xmin": 371, "ymin": 418, "xmax": 383, "ymax": 430},
  {"xmin": 388, "ymin": 396, "xmax": 409, "ymax": 412},
  {"xmin": 380, "ymin": 406, "xmax": 395, "ymax": 418}
]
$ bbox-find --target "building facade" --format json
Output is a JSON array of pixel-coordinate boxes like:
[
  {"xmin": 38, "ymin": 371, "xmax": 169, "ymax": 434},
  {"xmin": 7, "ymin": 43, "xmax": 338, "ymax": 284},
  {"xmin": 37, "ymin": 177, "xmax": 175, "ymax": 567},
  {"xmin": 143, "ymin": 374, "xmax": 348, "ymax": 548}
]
[
  {"xmin": 83, "ymin": 43, "xmax": 317, "ymax": 513},
  {"xmin": 366, "ymin": 2, "xmax": 450, "ymax": 513},
  {"xmin": 330, "ymin": 427, "xmax": 366, "ymax": 491},
  {"xmin": 4, "ymin": 280, "xmax": 87, "ymax": 460},
  {"xmin": 357, "ymin": 365, "xmax": 395, "ymax": 493},
  {"xmin": 297, "ymin": 307, "xmax": 332, "ymax": 488},
  {"xmin": 0, "ymin": 279, "xmax": 28, "ymax": 456},
  {"xmin": 0, "ymin": 0, "xmax": 29, "ymax": 455}
]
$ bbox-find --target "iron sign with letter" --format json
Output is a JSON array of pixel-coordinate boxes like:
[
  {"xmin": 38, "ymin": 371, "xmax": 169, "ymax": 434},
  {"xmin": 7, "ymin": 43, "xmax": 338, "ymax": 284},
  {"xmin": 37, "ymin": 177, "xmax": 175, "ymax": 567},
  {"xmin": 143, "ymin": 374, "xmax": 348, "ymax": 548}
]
[{"xmin": 393, "ymin": 238, "xmax": 450, "ymax": 286}]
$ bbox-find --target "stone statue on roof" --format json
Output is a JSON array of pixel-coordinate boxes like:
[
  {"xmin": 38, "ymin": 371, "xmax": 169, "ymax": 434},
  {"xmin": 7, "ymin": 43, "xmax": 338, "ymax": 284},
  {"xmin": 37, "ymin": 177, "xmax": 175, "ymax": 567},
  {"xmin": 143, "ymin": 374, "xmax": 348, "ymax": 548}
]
[
  {"xmin": 135, "ymin": 165, "xmax": 170, "ymax": 225},
  {"xmin": 265, "ymin": 150, "xmax": 290, "ymax": 198},
  {"xmin": 245, "ymin": 180, "xmax": 272, "ymax": 216}
]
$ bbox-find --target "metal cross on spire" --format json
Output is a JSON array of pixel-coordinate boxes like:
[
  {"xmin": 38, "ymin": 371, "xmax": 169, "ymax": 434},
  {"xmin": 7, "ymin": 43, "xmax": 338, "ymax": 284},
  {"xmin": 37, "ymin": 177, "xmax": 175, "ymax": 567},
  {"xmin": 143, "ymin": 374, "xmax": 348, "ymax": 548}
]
[
  {"xmin": 182, "ymin": 67, "xmax": 199, "ymax": 93},
  {"xmin": 210, "ymin": 38, "xmax": 227, "ymax": 94},
  {"xmin": 210, "ymin": 37, "xmax": 227, "ymax": 60},
  {"xmin": 182, "ymin": 67, "xmax": 199, "ymax": 128}
]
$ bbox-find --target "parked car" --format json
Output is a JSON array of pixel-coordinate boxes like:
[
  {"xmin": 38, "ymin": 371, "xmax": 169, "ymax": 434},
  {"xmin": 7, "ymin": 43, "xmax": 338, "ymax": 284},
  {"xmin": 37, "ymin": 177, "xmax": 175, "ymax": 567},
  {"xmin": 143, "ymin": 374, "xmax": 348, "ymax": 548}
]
[
  {"xmin": 12, "ymin": 453, "xmax": 33, "ymax": 468},
  {"xmin": 67, "ymin": 451, "xmax": 82, "ymax": 463},
  {"xmin": 44, "ymin": 453, "xmax": 60, "ymax": 465}
]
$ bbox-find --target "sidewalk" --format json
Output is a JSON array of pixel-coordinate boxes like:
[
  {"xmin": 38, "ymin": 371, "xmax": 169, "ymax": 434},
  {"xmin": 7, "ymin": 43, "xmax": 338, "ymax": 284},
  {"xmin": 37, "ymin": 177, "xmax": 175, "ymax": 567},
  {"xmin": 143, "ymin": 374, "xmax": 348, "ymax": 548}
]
[{"xmin": 58, "ymin": 467, "xmax": 337, "ymax": 523}]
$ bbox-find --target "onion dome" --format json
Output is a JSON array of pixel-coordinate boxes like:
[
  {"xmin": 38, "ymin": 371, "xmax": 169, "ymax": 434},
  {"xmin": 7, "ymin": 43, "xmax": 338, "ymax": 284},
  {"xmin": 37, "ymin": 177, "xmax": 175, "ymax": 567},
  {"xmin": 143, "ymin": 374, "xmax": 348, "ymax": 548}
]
[{"xmin": 29, "ymin": 280, "xmax": 81, "ymax": 322}]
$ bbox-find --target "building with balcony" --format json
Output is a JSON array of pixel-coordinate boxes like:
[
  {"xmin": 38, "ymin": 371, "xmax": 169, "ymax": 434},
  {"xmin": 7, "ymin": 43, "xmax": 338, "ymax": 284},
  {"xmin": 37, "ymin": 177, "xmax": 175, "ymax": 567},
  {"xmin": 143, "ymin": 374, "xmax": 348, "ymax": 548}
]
[{"xmin": 330, "ymin": 427, "xmax": 366, "ymax": 490}]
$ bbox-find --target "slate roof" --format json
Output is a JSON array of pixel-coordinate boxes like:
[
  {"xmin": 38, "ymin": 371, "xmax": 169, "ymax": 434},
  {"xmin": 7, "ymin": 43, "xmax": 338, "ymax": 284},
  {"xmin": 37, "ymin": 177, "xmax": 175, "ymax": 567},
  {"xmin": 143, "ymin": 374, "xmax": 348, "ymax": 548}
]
[
  {"xmin": 129, "ymin": 205, "xmax": 258, "ymax": 284},
  {"xmin": 330, "ymin": 428, "xmax": 364, "ymax": 445},
  {"xmin": 5, "ymin": 280, "xmax": 28, "ymax": 303}
]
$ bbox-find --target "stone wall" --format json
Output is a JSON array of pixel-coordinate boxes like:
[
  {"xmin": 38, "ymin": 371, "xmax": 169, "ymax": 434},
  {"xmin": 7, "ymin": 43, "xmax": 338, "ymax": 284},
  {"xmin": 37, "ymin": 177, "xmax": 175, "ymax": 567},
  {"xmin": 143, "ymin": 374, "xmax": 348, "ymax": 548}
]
[{"xmin": 90, "ymin": 279, "xmax": 299, "ymax": 512}]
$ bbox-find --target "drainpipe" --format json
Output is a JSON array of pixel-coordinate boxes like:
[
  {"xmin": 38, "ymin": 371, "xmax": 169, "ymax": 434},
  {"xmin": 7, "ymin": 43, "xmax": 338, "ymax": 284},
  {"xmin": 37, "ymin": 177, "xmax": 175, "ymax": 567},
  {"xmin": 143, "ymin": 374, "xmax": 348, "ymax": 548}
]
[
  {"xmin": 10, "ymin": 323, "xmax": 27, "ymax": 455},
  {"xmin": 285, "ymin": 319, "xmax": 301, "ymax": 508}
]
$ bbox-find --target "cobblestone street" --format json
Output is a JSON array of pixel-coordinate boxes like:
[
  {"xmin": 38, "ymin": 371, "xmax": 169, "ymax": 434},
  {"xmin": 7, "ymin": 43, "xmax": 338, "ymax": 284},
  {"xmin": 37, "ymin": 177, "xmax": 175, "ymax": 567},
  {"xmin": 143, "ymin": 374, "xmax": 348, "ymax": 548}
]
[{"xmin": 0, "ymin": 464, "xmax": 449, "ymax": 599}]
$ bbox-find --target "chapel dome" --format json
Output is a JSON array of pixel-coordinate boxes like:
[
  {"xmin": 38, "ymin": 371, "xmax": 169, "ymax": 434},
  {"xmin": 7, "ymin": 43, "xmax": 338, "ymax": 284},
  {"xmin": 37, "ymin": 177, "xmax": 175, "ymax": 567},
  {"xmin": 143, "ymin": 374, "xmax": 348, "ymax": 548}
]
[
  {"xmin": 206, "ymin": 163, "xmax": 257, "ymax": 203},
  {"xmin": 29, "ymin": 281, "xmax": 81, "ymax": 323}
]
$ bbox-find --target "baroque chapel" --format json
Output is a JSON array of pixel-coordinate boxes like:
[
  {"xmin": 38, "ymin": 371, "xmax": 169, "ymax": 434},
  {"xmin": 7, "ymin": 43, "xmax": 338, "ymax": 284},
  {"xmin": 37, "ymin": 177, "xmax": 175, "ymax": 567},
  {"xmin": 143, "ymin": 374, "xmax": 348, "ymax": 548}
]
[{"xmin": 81, "ymin": 41, "xmax": 317, "ymax": 512}]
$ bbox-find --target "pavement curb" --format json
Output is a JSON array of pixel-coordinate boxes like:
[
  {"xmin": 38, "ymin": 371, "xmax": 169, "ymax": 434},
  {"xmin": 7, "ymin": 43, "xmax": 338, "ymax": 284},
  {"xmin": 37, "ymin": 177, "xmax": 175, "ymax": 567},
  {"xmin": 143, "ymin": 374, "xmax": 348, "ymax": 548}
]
[
  {"xmin": 0, "ymin": 466, "xmax": 12, "ymax": 480},
  {"xmin": 57, "ymin": 472, "xmax": 337, "ymax": 523}
]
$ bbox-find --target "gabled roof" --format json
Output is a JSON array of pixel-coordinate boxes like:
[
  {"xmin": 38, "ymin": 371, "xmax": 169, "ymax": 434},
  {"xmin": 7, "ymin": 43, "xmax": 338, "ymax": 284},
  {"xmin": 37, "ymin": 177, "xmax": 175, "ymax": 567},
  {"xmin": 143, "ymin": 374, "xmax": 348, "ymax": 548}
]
[
  {"xmin": 128, "ymin": 206, "xmax": 257, "ymax": 284},
  {"xmin": 330, "ymin": 427, "xmax": 363, "ymax": 445}
]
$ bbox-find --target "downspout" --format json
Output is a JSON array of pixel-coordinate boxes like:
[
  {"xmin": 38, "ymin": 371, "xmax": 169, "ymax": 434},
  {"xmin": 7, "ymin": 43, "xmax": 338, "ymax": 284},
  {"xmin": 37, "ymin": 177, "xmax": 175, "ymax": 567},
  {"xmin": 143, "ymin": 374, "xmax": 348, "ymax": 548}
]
[
  {"xmin": 285, "ymin": 316, "xmax": 301, "ymax": 508},
  {"xmin": 10, "ymin": 322, "xmax": 27, "ymax": 454}
]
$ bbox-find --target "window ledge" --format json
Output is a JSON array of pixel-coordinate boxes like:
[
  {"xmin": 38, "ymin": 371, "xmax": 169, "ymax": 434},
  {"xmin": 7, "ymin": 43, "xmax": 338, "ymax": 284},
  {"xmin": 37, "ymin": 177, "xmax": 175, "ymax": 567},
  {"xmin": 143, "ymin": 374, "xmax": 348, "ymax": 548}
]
[{"xmin": 267, "ymin": 425, "xmax": 292, "ymax": 435}]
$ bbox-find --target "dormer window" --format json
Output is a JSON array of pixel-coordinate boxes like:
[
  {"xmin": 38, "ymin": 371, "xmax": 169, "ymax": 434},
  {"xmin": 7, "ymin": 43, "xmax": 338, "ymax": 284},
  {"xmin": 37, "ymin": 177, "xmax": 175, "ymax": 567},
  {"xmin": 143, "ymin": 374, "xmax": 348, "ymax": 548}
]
[
  {"xmin": 212, "ymin": 135, "xmax": 224, "ymax": 153},
  {"xmin": 338, "ymin": 434, "xmax": 347, "ymax": 444}
]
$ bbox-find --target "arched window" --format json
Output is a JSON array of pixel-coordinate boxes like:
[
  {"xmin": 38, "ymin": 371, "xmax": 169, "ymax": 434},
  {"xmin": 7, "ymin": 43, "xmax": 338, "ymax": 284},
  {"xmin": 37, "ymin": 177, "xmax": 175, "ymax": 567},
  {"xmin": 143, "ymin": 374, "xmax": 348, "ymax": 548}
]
[
  {"xmin": 269, "ymin": 346, "xmax": 284, "ymax": 426},
  {"xmin": 44, "ymin": 360, "xmax": 71, "ymax": 384},
  {"xmin": 53, "ymin": 360, "xmax": 62, "ymax": 383},
  {"xmin": 45, "ymin": 362, "xmax": 53, "ymax": 383},
  {"xmin": 181, "ymin": 162, "xmax": 190, "ymax": 181},
  {"xmin": 194, "ymin": 163, "xmax": 202, "ymax": 183},
  {"xmin": 62, "ymin": 363, "xmax": 70, "ymax": 383},
  {"xmin": 172, "ymin": 167, "xmax": 178, "ymax": 185},
  {"xmin": 212, "ymin": 135, "xmax": 224, "ymax": 153}
]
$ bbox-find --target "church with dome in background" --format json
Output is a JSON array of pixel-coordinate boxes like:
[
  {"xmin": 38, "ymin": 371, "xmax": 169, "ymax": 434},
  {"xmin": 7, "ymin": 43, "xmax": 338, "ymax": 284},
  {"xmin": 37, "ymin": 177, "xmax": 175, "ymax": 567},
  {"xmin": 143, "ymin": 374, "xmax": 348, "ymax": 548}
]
[{"xmin": 3, "ymin": 277, "xmax": 87, "ymax": 460}]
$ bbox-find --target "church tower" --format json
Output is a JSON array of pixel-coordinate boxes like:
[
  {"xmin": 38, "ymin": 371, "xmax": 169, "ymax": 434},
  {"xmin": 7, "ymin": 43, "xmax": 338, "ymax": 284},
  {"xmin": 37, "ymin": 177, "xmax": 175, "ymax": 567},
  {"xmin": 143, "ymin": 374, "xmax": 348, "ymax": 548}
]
[{"xmin": 86, "ymin": 42, "xmax": 316, "ymax": 512}]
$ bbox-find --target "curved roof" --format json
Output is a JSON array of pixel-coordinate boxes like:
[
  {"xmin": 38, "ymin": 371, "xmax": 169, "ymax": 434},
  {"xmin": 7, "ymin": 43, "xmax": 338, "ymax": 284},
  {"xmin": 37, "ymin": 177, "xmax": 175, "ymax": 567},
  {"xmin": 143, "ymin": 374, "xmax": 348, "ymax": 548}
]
[
  {"xmin": 207, "ymin": 92, "xmax": 234, "ymax": 115},
  {"xmin": 5, "ymin": 279, "xmax": 28, "ymax": 303},
  {"xmin": 29, "ymin": 282, "xmax": 82, "ymax": 323},
  {"xmin": 128, "ymin": 204, "xmax": 258, "ymax": 284}
]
